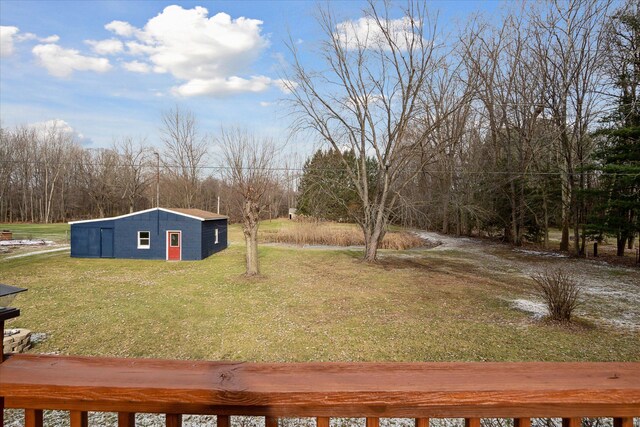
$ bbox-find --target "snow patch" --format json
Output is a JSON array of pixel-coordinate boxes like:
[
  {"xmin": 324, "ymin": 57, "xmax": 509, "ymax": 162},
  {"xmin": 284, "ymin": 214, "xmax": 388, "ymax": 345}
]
[
  {"xmin": 513, "ymin": 249, "xmax": 569, "ymax": 258},
  {"xmin": 0, "ymin": 239, "xmax": 54, "ymax": 246},
  {"xmin": 512, "ymin": 299, "xmax": 548, "ymax": 319},
  {"xmin": 3, "ymin": 246, "xmax": 69, "ymax": 260}
]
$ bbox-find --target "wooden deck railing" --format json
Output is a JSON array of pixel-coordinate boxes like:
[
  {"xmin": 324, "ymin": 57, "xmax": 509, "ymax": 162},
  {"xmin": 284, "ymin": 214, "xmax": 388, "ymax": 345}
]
[{"xmin": 1, "ymin": 354, "xmax": 638, "ymax": 427}]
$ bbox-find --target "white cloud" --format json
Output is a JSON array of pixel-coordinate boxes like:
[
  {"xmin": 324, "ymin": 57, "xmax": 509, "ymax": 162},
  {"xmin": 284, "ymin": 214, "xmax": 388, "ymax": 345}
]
[
  {"xmin": 1, "ymin": 26, "xmax": 61, "ymax": 57},
  {"xmin": 106, "ymin": 5, "xmax": 285, "ymax": 97},
  {"xmin": 122, "ymin": 60, "xmax": 151, "ymax": 73},
  {"xmin": 29, "ymin": 119, "xmax": 92, "ymax": 144},
  {"xmin": 274, "ymin": 79, "xmax": 296, "ymax": 94},
  {"xmin": 172, "ymin": 76, "xmax": 273, "ymax": 97},
  {"xmin": 260, "ymin": 101, "xmax": 273, "ymax": 107},
  {"xmin": 0, "ymin": 26, "xmax": 20, "ymax": 56},
  {"xmin": 32, "ymin": 44, "xmax": 112, "ymax": 77},
  {"xmin": 105, "ymin": 20, "xmax": 138, "ymax": 38},
  {"xmin": 85, "ymin": 38, "xmax": 124, "ymax": 55},
  {"xmin": 15, "ymin": 31, "xmax": 35, "ymax": 41},
  {"xmin": 19, "ymin": 33, "xmax": 61, "ymax": 43},
  {"xmin": 39, "ymin": 35, "xmax": 60, "ymax": 43},
  {"xmin": 335, "ymin": 16, "xmax": 420, "ymax": 51},
  {"xmin": 172, "ymin": 76, "xmax": 296, "ymax": 97},
  {"xmin": 125, "ymin": 40, "xmax": 155, "ymax": 56}
]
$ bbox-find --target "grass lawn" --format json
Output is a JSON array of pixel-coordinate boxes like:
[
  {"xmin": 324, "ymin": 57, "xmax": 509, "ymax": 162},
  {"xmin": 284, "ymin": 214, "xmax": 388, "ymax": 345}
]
[
  {"xmin": 1, "ymin": 220, "xmax": 638, "ymax": 362},
  {"xmin": 0, "ymin": 222, "xmax": 70, "ymax": 242}
]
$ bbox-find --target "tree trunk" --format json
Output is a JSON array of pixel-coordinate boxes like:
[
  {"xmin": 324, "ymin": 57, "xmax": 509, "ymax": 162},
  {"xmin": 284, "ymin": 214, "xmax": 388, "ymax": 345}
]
[
  {"xmin": 243, "ymin": 200, "xmax": 260, "ymax": 276},
  {"xmin": 617, "ymin": 235, "xmax": 627, "ymax": 257},
  {"xmin": 363, "ymin": 214, "xmax": 385, "ymax": 263},
  {"xmin": 244, "ymin": 227, "xmax": 259, "ymax": 276},
  {"xmin": 441, "ymin": 199, "xmax": 450, "ymax": 234},
  {"xmin": 560, "ymin": 172, "xmax": 571, "ymax": 252},
  {"xmin": 364, "ymin": 227, "xmax": 383, "ymax": 262},
  {"xmin": 542, "ymin": 190, "xmax": 549, "ymax": 250}
]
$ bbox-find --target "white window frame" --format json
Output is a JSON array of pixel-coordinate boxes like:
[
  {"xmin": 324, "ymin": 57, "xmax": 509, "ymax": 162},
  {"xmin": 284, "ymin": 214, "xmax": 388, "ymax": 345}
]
[
  {"xmin": 137, "ymin": 231, "xmax": 150, "ymax": 249},
  {"xmin": 215, "ymin": 228, "xmax": 219, "ymax": 244}
]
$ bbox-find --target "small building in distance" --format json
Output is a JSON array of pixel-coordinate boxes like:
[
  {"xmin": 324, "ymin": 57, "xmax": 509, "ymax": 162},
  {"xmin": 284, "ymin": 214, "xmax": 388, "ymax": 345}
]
[{"xmin": 69, "ymin": 208, "xmax": 228, "ymax": 261}]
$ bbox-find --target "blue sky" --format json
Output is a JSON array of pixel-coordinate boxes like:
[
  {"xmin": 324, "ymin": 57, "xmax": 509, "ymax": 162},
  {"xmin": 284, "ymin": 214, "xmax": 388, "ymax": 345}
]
[{"xmin": 0, "ymin": 0, "xmax": 501, "ymax": 151}]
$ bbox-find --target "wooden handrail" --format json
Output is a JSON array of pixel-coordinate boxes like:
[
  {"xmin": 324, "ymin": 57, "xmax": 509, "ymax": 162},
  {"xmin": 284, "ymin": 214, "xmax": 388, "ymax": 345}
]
[{"xmin": 1, "ymin": 354, "xmax": 639, "ymax": 423}]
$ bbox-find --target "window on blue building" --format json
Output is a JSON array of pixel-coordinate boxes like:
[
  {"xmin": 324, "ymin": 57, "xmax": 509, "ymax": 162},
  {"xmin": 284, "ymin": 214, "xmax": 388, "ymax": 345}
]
[{"xmin": 138, "ymin": 231, "xmax": 150, "ymax": 249}]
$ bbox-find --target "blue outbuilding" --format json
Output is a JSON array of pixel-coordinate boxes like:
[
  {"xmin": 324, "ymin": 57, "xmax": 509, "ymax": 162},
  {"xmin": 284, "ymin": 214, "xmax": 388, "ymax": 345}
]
[{"xmin": 69, "ymin": 207, "xmax": 228, "ymax": 261}]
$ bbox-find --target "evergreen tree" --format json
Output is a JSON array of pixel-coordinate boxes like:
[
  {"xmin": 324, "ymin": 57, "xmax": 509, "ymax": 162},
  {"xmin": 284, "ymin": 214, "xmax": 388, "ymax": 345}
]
[
  {"xmin": 297, "ymin": 149, "xmax": 378, "ymax": 222},
  {"xmin": 586, "ymin": 3, "xmax": 640, "ymax": 256}
]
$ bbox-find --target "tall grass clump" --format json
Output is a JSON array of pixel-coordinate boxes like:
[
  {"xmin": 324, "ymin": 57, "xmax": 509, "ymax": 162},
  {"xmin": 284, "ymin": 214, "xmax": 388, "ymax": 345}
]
[
  {"xmin": 532, "ymin": 269, "xmax": 581, "ymax": 322},
  {"xmin": 261, "ymin": 221, "xmax": 425, "ymax": 250}
]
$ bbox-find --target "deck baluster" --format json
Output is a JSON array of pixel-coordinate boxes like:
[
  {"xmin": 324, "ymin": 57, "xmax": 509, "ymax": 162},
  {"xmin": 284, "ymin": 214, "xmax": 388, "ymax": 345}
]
[
  {"xmin": 25, "ymin": 409, "xmax": 44, "ymax": 427},
  {"xmin": 118, "ymin": 411, "xmax": 136, "ymax": 427},
  {"xmin": 465, "ymin": 418, "xmax": 481, "ymax": 427},
  {"xmin": 218, "ymin": 415, "xmax": 231, "ymax": 427},
  {"xmin": 166, "ymin": 413, "xmax": 182, "ymax": 427},
  {"xmin": 563, "ymin": 418, "xmax": 582, "ymax": 427},
  {"xmin": 613, "ymin": 418, "xmax": 633, "ymax": 427},
  {"xmin": 70, "ymin": 410, "xmax": 88, "ymax": 427}
]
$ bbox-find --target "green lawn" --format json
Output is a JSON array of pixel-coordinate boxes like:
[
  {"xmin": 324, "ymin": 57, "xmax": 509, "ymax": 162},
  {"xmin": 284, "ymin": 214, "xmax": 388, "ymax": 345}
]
[
  {"xmin": 1, "ymin": 221, "xmax": 638, "ymax": 362},
  {"xmin": 0, "ymin": 222, "xmax": 70, "ymax": 242}
]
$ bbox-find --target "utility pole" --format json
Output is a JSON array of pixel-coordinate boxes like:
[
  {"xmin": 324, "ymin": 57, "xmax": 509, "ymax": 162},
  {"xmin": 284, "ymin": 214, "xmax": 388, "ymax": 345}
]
[{"xmin": 153, "ymin": 152, "xmax": 160, "ymax": 208}]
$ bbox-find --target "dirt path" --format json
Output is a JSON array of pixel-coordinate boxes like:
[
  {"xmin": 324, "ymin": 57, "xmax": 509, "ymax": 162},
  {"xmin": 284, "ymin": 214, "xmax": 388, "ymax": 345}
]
[{"xmin": 412, "ymin": 231, "xmax": 640, "ymax": 330}]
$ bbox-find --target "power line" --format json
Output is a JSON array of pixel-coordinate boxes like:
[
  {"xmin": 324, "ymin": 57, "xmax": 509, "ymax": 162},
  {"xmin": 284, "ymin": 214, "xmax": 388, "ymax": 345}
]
[{"xmin": 0, "ymin": 159, "xmax": 637, "ymax": 177}]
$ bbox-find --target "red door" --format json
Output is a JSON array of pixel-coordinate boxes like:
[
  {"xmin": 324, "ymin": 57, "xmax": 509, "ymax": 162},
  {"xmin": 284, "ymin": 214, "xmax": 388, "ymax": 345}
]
[{"xmin": 167, "ymin": 231, "xmax": 181, "ymax": 260}]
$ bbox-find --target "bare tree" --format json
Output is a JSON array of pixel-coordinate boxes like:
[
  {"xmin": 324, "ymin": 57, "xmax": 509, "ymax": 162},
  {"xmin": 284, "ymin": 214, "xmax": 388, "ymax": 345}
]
[
  {"xmin": 530, "ymin": 0, "xmax": 611, "ymax": 254},
  {"xmin": 160, "ymin": 106, "xmax": 208, "ymax": 208},
  {"xmin": 461, "ymin": 10, "xmax": 547, "ymax": 245},
  {"xmin": 217, "ymin": 127, "xmax": 279, "ymax": 276},
  {"xmin": 0, "ymin": 126, "xmax": 16, "ymax": 222},
  {"xmin": 82, "ymin": 148, "xmax": 120, "ymax": 218},
  {"xmin": 37, "ymin": 122, "xmax": 75, "ymax": 223},
  {"xmin": 286, "ymin": 0, "xmax": 464, "ymax": 261},
  {"xmin": 113, "ymin": 137, "xmax": 150, "ymax": 213}
]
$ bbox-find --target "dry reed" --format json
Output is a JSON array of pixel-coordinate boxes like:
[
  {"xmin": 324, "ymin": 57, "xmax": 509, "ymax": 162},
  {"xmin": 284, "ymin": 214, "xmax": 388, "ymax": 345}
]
[{"xmin": 261, "ymin": 222, "xmax": 425, "ymax": 250}]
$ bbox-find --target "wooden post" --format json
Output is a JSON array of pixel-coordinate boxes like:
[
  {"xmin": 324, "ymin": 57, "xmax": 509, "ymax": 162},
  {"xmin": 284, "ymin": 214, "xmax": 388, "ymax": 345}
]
[
  {"xmin": 25, "ymin": 409, "xmax": 44, "ymax": 427},
  {"xmin": 218, "ymin": 415, "xmax": 231, "ymax": 427},
  {"xmin": 266, "ymin": 416, "xmax": 278, "ymax": 427},
  {"xmin": 166, "ymin": 414, "xmax": 182, "ymax": 427},
  {"xmin": 593, "ymin": 242, "xmax": 598, "ymax": 257},
  {"xmin": 367, "ymin": 418, "xmax": 380, "ymax": 427},
  {"xmin": 465, "ymin": 419, "xmax": 481, "ymax": 427},
  {"xmin": 118, "ymin": 412, "xmax": 136, "ymax": 427},
  {"xmin": 613, "ymin": 418, "xmax": 633, "ymax": 427},
  {"xmin": 1, "ymin": 319, "xmax": 4, "ymax": 364},
  {"xmin": 415, "ymin": 418, "xmax": 430, "ymax": 427},
  {"xmin": 317, "ymin": 417, "xmax": 330, "ymax": 427},
  {"xmin": 514, "ymin": 419, "xmax": 531, "ymax": 427},
  {"xmin": 70, "ymin": 411, "xmax": 88, "ymax": 427},
  {"xmin": 562, "ymin": 418, "xmax": 581, "ymax": 427}
]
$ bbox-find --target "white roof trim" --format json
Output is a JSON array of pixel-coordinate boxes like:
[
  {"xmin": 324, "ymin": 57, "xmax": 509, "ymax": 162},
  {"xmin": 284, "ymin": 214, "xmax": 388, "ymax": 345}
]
[{"xmin": 68, "ymin": 207, "xmax": 211, "ymax": 224}]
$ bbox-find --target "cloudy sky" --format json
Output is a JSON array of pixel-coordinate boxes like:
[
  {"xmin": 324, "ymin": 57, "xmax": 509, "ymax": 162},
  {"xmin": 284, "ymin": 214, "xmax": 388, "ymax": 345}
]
[{"xmin": 0, "ymin": 0, "xmax": 499, "ymax": 150}]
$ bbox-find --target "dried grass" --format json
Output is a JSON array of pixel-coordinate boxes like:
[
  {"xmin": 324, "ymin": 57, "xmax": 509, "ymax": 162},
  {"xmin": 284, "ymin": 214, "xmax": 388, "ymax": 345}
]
[{"xmin": 261, "ymin": 222, "xmax": 425, "ymax": 250}]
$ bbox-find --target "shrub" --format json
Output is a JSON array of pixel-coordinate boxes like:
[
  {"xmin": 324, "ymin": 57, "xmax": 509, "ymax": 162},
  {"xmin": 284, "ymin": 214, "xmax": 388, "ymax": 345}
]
[{"xmin": 532, "ymin": 269, "xmax": 581, "ymax": 322}]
